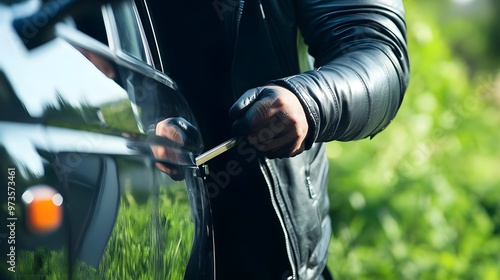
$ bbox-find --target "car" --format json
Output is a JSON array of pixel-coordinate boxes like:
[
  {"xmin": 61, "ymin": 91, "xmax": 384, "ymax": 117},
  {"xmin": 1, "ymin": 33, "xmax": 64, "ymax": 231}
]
[{"xmin": 0, "ymin": 0, "xmax": 214, "ymax": 279}]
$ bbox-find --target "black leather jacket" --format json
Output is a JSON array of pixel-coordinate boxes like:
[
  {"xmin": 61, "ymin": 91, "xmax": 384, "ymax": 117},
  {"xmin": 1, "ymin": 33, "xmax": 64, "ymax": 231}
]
[{"xmin": 228, "ymin": 0, "xmax": 409, "ymax": 279}]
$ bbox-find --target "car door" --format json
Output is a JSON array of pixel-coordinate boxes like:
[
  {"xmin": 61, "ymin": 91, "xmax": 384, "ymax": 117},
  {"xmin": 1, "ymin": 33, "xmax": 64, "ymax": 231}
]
[{"xmin": 0, "ymin": 0, "xmax": 214, "ymax": 279}]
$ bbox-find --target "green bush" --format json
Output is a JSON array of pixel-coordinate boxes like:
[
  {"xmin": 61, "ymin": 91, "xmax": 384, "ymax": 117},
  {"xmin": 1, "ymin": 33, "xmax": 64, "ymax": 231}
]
[{"xmin": 326, "ymin": 1, "xmax": 500, "ymax": 279}]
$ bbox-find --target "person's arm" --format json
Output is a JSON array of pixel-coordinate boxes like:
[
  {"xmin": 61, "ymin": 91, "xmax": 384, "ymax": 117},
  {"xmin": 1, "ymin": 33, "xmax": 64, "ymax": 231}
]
[
  {"xmin": 272, "ymin": 0, "xmax": 409, "ymax": 146},
  {"xmin": 230, "ymin": 0, "xmax": 409, "ymax": 158}
]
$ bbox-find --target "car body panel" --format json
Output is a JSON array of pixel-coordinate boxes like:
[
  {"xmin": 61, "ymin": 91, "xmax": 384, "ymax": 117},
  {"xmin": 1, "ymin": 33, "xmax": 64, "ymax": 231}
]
[{"xmin": 0, "ymin": 1, "xmax": 214, "ymax": 279}]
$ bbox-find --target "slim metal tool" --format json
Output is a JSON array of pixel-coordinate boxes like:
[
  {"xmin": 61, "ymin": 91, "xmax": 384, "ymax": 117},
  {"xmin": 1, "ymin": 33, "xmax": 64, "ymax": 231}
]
[{"xmin": 195, "ymin": 137, "xmax": 238, "ymax": 166}]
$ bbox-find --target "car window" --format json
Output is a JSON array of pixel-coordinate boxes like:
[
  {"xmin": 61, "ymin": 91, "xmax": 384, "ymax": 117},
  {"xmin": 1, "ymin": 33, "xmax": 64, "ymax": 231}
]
[
  {"xmin": 73, "ymin": 5, "xmax": 109, "ymax": 46},
  {"xmin": 72, "ymin": 0, "xmax": 151, "ymax": 65},
  {"xmin": 109, "ymin": 0, "xmax": 150, "ymax": 64}
]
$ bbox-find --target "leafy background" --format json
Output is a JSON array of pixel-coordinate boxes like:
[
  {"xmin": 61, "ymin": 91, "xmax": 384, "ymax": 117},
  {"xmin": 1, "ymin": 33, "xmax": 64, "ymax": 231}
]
[{"xmin": 326, "ymin": 0, "xmax": 500, "ymax": 279}]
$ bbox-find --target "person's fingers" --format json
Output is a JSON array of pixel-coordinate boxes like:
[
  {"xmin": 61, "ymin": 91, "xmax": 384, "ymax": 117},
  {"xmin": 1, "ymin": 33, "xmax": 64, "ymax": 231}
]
[
  {"xmin": 156, "ymin": 121, "xmax": 185, "ymax": 144},
  {"xmin": 155, "ymin": 162, "xmax": 183, "ymax": 181},
  {"xmin": 229, "ymin": 87, "xmax": 265, "ymax": 120},
  {"xmin": 230, "ymin": 85, "xmax": 309, "ymax": 158},
  {"xmin": 267, "ymin": 139, "xmax": 305, "ymax": 159},
  {"xmin": 155, "ymin": 162, "xmax": 170, "ymax": 174},
  {"xmin": 153, "ymin": 117, "xmax": 202, "ymax": 180},
  {"xmin": 248, "ymin": 129, "xmax": 304, "ymax": 157},
  {"xmin": 231, "ymin": 96, "xmax": 279, "ymax": 135},
  {"xmin": 164, "ymin": 117, "xmax": 203, "ymax": 153}
]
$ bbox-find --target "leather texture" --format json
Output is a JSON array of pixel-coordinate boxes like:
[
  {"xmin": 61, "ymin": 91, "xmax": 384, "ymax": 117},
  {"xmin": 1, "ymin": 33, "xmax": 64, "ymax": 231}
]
[{"xmin": 228, "ymin": 0, "xmax": 409, "ymax": 279}]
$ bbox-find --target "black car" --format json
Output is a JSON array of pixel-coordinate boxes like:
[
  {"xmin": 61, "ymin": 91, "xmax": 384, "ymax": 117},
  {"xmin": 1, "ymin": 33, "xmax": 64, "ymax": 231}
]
[{"xmin": 0, "ymin": 0, "xmax": 214, "ymax": 279}]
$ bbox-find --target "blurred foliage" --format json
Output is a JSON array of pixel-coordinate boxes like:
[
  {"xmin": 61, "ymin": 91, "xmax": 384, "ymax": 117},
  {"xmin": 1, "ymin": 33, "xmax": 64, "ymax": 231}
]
[
  {"xmin": 14, "ymin": 184, "xmax": 194, "ymax": 280},
  {"xmin": 326, "ymin": 0, "xmax": 500, "ymax": 279},
  {"xmin": 433, "ymin": 0, "xmax": 500, "ymax": 75},
  {"xmin": 95, "ymin": 183, "xmax": 194, "ymax": 280}
]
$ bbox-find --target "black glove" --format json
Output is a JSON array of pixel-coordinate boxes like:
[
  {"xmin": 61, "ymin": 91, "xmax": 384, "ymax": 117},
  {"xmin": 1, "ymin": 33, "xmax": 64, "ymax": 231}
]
[{"xmin": 229, "ymin": 86, "xmax": 309, "ymax": 159}]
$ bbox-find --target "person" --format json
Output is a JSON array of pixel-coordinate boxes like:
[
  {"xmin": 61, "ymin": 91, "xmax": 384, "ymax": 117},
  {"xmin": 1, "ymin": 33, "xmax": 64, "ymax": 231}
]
[{"xmin": 148, "ymin": 0, "xmax": 410, "ymax": 279}]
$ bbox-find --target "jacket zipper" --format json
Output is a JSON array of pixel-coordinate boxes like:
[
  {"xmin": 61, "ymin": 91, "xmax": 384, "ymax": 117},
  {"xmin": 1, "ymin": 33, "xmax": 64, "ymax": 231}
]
[
  {"xmin": 258, "ymin": 2, "xmax": 298, "ymax": 278},
  {"xmin": 306, "ymin": 168, "xmax": 315, "ymax": 199},
  {"xmin": 306, "ymin": 166, "xmax": 322, "ymax": 224},
  {"xmin": 232, "ymin": 3, "xmax": 298, "ymax": 277},
  {"xmin": 261, "ymin": 159, "xmax": 298, "ymax": 280}
]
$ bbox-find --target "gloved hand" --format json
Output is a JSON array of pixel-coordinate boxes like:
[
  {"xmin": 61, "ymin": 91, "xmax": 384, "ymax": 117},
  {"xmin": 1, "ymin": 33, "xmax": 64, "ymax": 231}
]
[
  {"xmin": 152, "ymin": 117, "xmax": 203, "ymax": 180},
  {"xmin": 229, "ymin": 85, "xmax": 309, "ymax": 159}
]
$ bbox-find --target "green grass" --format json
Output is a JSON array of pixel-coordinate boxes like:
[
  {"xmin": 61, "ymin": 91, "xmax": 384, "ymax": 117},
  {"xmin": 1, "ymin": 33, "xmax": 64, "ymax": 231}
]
[
  {"xmin": 14, "ymin": 183, "xmax": 194, "ymax": 280},
  {"xmin": 95, "ymin": 182, "xmax": 193, "ymax": 280}
]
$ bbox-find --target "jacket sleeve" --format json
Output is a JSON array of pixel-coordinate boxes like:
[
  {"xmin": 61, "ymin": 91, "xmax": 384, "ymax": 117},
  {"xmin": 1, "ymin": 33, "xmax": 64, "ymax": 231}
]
[{"xmin": 271, "ymin": 0, "xmax": 409, "ymax": 146}]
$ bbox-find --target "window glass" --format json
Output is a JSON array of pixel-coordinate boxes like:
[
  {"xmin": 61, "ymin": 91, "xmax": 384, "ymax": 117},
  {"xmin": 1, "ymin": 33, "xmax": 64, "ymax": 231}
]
[
  {"xmin": 73, "ymin": 5, "xmax": 108, "ymax": 46},
  {"xmin": 111, "ymin": 0, "xmax": 148, "ymax": 62}
]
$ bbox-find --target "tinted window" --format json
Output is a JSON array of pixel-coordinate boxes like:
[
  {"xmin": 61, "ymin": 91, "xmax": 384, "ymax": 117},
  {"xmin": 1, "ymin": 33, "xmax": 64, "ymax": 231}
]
[
  {"xmin": 111, "ymin": 0, "xmax": 148, "ymax": 63},
  {"xmin": 73, "ymin": 5, "xmax": 108, "ymax": 46}
]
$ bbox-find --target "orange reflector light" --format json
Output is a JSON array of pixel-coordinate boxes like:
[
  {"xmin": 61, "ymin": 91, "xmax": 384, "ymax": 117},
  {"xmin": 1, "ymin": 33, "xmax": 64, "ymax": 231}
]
[{"xmin": 22, "ymin": 186, "xmax": 63, "ymax": 234}]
